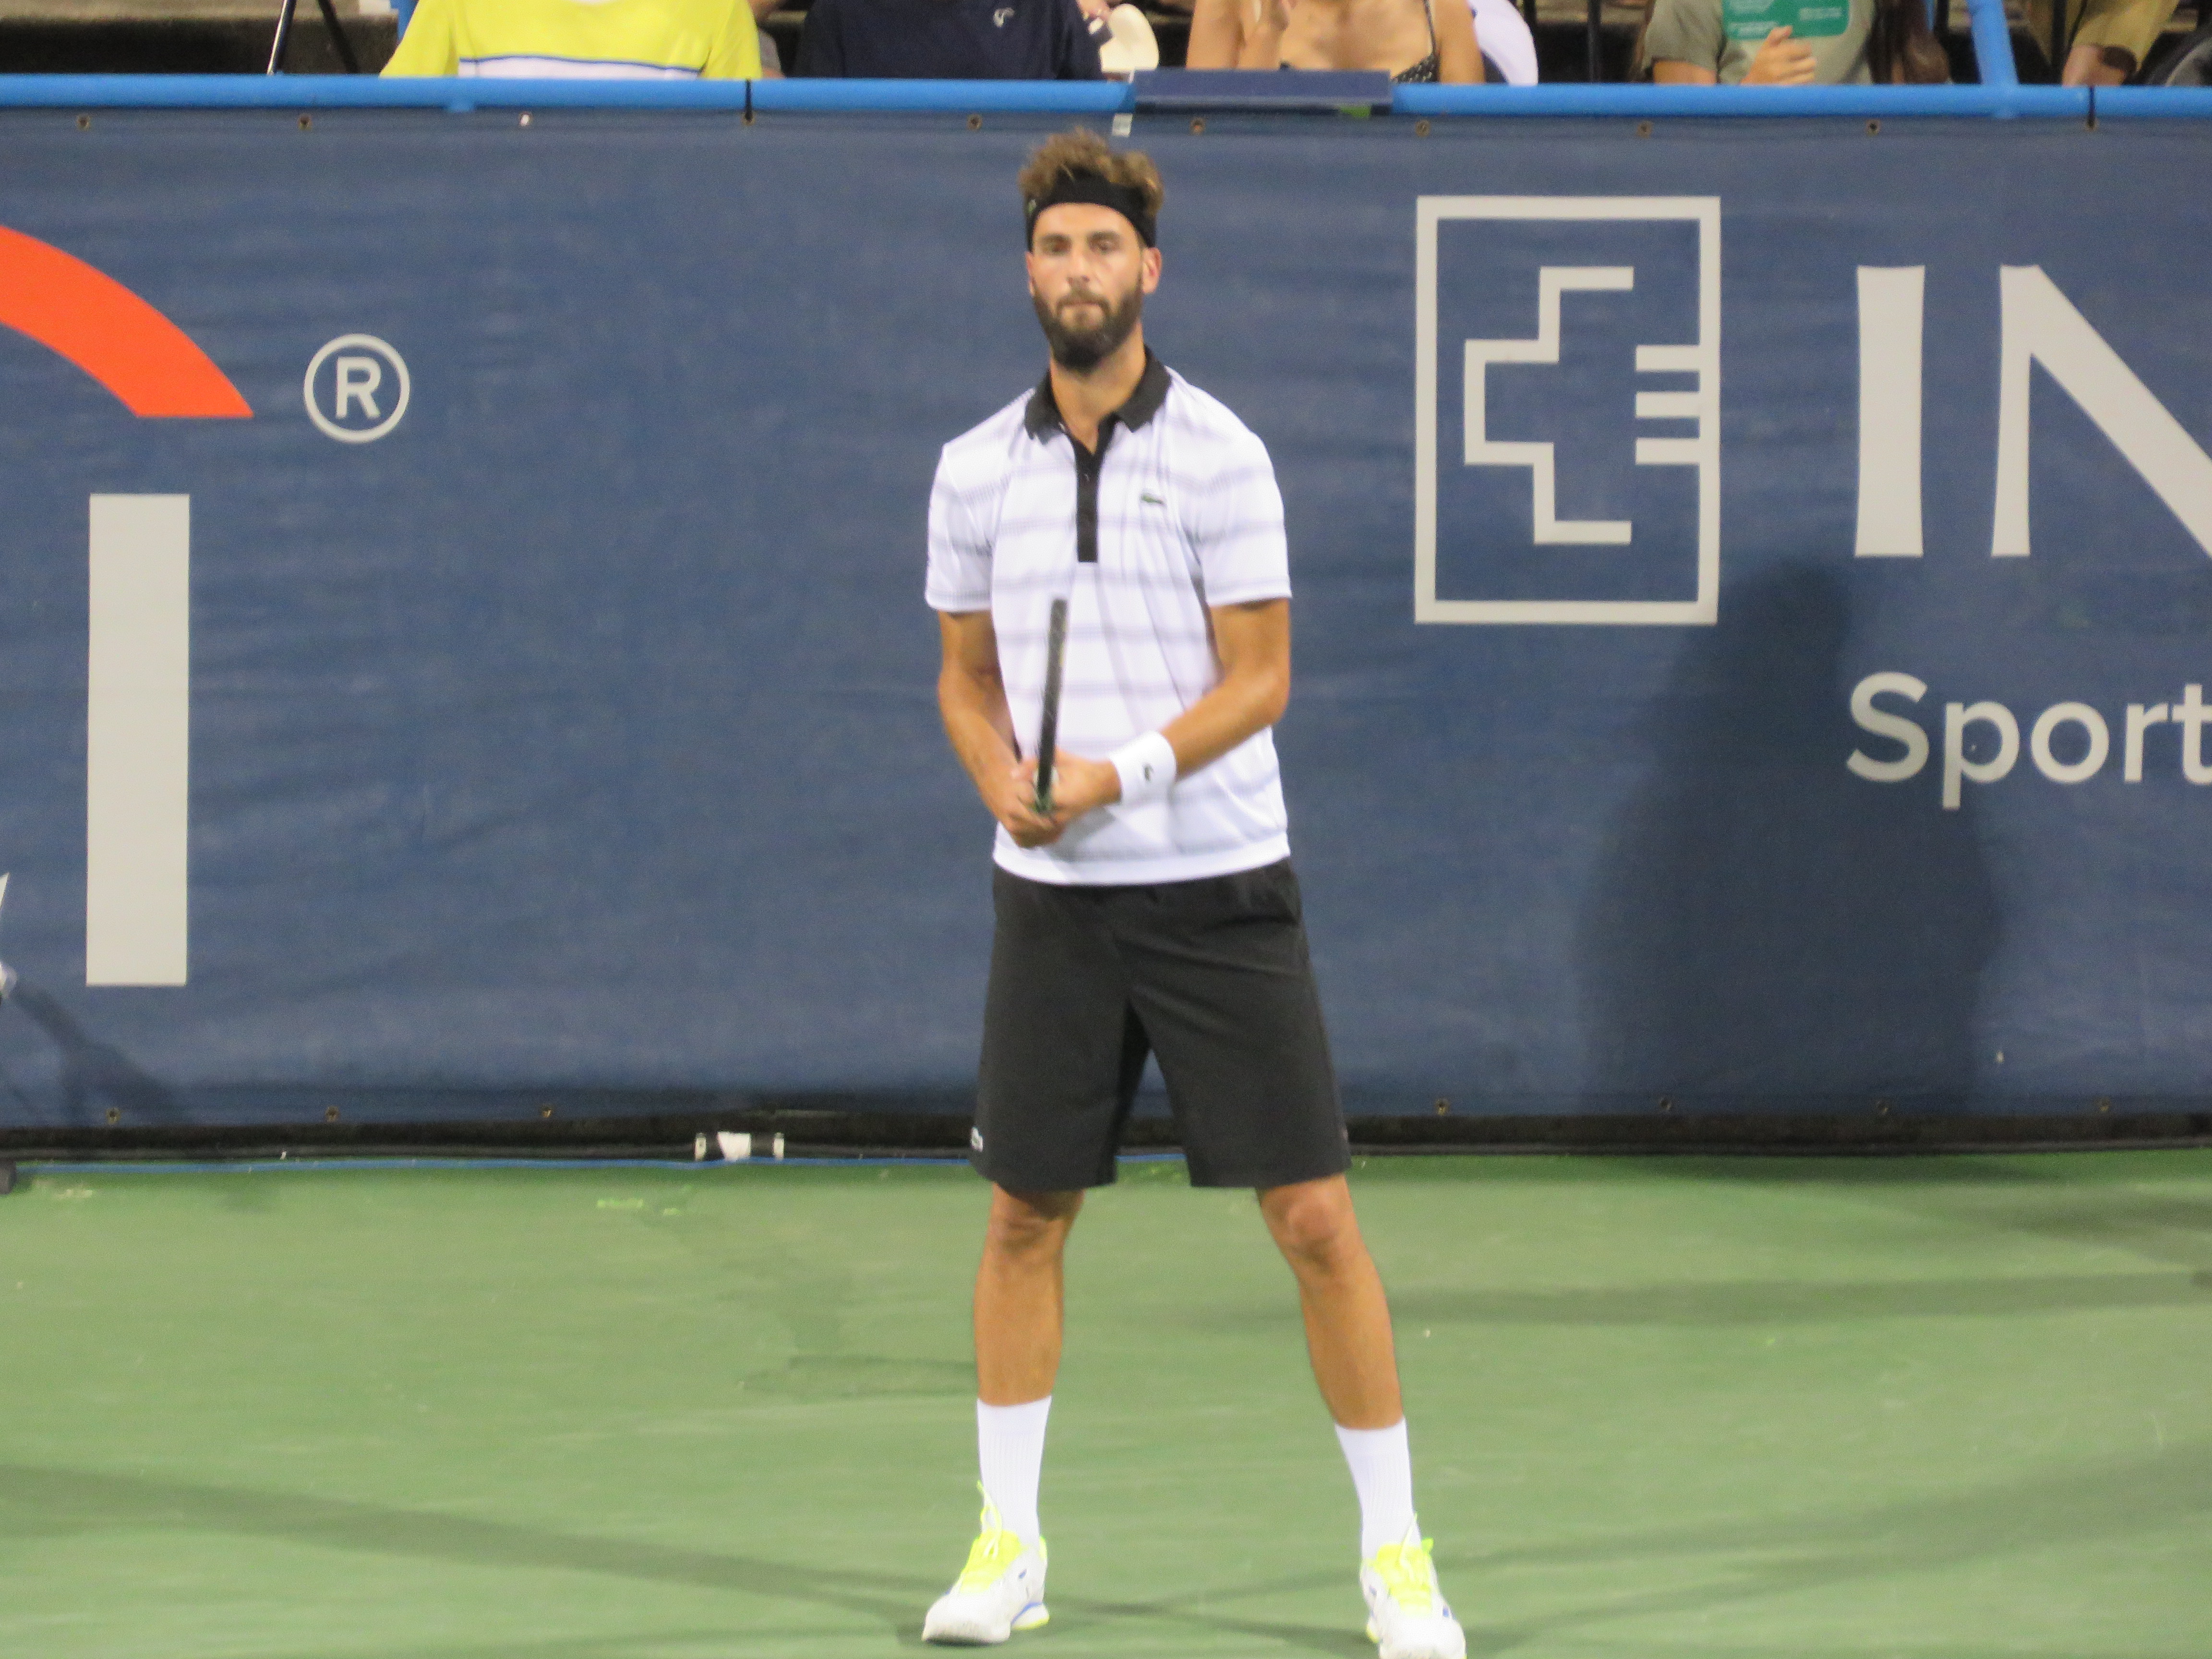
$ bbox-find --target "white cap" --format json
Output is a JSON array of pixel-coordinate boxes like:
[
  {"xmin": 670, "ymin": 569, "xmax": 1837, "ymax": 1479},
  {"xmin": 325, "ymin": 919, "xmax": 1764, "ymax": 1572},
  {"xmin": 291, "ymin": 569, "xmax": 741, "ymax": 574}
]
[{"xmin": 1097, "ymin": 4, "xmax": 1160, "ymax": 76}]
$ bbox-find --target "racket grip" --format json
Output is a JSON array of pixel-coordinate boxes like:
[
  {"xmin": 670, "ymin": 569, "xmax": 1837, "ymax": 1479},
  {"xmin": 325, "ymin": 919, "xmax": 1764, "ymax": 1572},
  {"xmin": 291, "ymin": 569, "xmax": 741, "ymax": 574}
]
[{"xmin": 1034, "ymin": 598, "xmax": 1068, "ymax": 815}]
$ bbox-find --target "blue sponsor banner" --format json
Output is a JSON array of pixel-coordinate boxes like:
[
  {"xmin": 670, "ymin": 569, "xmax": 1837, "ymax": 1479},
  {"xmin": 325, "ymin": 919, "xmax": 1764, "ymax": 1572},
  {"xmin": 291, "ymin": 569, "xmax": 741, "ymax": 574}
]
[{"xmin": 0, "ymin": 108, "xmax": 2208, "ymax": 1126}]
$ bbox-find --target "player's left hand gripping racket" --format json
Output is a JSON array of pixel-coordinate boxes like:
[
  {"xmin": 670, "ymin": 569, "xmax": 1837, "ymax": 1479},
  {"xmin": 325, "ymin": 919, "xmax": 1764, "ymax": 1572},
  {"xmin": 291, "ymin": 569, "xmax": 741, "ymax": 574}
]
[{"xmin": 1032, "ymin": 598, "xmax": 1069, "ymax": 817}]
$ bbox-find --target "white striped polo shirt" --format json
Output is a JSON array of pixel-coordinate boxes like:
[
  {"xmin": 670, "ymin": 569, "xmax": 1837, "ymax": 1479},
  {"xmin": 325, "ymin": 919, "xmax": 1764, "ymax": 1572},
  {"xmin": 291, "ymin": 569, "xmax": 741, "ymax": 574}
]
[{"xmin": 926, "ymin": 352, "xmax": 1294, "ymax": 887}]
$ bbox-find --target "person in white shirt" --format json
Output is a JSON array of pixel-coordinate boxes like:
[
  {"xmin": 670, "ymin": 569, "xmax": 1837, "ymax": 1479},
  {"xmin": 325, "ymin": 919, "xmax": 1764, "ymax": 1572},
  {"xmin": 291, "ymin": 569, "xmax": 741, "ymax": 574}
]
[{"xmin": 918, "ymin": 129, "xmax": 1466, "ymax": 1659}]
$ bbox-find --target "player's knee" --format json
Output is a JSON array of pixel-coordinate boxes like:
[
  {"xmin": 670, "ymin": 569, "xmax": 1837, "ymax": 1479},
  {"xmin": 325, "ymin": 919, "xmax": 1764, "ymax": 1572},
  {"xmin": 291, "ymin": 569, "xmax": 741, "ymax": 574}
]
[
  {"xmin": 1260, "ymin": 1179, "xmax": 1357, "ymax": 1272},
  {"xmin": 986, "ymin": 1187, "xmax": 1081, "ymax": 1258}
]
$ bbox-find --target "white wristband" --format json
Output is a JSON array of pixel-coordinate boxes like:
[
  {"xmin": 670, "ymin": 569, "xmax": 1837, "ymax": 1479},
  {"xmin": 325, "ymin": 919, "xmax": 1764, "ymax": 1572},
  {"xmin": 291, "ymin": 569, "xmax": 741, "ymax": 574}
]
[{"xmin": 1111, "ymin": 731, "xmax": 1178, "ymax": 808}]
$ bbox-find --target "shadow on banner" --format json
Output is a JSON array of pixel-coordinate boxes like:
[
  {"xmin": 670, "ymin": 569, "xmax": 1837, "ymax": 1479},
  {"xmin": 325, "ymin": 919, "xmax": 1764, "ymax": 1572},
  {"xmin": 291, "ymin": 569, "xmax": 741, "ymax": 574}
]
[{"xmin": 1577, "ymin": 565, "xmax": 2003, "ymax": 1110}]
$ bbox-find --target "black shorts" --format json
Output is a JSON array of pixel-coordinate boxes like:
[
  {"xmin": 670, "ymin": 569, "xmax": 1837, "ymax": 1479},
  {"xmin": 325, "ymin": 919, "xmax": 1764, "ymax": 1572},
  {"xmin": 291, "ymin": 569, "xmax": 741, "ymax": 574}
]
[{"xmin": 973, "ymin": 858, "xmax": 1349, "ymax": 1191}]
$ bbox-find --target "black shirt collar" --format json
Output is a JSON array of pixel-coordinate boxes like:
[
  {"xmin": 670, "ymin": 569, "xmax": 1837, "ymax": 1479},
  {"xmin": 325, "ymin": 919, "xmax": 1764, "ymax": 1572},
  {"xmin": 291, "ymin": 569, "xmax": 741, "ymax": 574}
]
[{"xmin": 1023, "ymin": 349, "xmax": 1171, "ymax": 443}]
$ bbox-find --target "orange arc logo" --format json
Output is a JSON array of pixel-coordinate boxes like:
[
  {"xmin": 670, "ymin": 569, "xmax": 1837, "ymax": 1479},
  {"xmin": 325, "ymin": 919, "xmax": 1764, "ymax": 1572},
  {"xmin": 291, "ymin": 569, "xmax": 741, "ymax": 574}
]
[{"xmin": 0, "ymin": 225, "xmax": 251, "ymax": 418}]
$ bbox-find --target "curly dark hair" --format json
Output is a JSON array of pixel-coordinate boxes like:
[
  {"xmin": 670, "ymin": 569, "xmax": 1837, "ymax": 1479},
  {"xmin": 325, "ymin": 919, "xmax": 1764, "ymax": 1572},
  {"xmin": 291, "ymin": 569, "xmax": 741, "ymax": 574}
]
[{"xmin": 1018, "ymin": 129, "xmax": 1165, "ymax": 224}]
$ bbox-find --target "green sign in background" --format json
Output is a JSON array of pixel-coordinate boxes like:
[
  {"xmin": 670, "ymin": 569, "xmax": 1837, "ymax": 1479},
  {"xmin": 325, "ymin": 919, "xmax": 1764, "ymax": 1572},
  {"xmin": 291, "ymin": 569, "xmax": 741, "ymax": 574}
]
[{"xmin": 1723, "ymin": 0, "xmax": 1849, "ymax": 38}]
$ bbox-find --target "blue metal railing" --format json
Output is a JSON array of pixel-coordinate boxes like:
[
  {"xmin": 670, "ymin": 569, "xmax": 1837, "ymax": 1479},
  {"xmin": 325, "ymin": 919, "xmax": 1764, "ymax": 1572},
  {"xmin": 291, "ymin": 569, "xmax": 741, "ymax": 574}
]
[
  {"xmin": 2094, "ymin": 85, "xmax": 2212, "ymax": 116},
  {"xmin": 756, "ymin": 78, "xmax": 1126, "ymax": 113},
  {"xmin": 0, "ymin": 68, "xmax": 2201, "ymax": 119},
  {"xmin": 1966, "ymin": 0, "xmax": 2019, "ymax": 87},
  {"xmin": 1392, "ymin": 83, "xmax": 2089, "ymax": 115}
]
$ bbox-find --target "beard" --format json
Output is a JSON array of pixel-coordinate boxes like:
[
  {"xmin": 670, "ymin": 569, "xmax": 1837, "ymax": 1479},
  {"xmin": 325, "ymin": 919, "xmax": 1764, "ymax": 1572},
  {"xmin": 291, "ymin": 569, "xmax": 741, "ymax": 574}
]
[{"xmin": 1033, "ymin": 281, "xmax": 1144, "ymax": 373}]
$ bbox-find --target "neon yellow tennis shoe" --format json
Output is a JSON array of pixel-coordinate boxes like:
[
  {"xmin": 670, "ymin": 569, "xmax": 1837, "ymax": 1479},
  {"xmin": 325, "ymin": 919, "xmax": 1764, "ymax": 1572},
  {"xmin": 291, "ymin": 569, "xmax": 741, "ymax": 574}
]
[
  {"xmin": 1359, "ymin": 1522, "xmax": 1465, "ymax": 1659},
  {"xmin": 922, "ymin": 1491, "xmax": 1049, "ymax": 1646}
]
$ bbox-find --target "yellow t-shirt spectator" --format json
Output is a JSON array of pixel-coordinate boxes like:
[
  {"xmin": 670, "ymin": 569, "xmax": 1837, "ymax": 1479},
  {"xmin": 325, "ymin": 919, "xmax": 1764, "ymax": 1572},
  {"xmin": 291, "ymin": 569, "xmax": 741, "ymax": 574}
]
[{"xmin": 382, "ymin": 0, "xmax": 761, "ymax": 78}]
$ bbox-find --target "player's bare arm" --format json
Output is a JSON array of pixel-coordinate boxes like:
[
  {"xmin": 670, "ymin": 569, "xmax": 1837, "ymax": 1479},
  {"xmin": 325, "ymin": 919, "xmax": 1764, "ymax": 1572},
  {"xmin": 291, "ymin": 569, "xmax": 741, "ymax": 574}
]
[
  {"xmin": 1042, "ymin": 597, "xmax": 1292, "ymax": 830},
  {"xmin": 938, "ymin": 608, "xmax": 1060, "ymax": 847}
]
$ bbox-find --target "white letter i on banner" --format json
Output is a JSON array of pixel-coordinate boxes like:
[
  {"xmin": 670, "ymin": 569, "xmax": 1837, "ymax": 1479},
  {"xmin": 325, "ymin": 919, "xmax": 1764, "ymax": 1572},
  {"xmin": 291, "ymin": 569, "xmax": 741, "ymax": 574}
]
[
  {"xmin": 87, "ymin": 493, "xmax": 190, "ymax": 987},
  {"xmin": 1855, "ymin": 266, "xmax": 1925, "ymax": 559}
]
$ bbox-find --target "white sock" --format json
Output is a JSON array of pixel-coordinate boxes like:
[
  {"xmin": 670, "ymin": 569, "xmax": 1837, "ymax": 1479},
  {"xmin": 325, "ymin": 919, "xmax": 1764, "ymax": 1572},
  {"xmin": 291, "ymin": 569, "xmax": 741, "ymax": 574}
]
[
  {"xmin": 1335, "ymin": 1419, "xmax": 1417, "ymax": 1559},
  {"xmin": 977, "ymin": 1396, "xmax": 1051, "ymax": 1547}
]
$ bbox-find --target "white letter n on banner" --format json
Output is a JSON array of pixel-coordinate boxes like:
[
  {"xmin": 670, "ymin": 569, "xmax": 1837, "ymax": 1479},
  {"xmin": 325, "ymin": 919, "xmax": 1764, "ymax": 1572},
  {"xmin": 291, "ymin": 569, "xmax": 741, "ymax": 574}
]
[{"xmin": 1992, "ymin": 265, "xmax": 2212, "ymax": 560}]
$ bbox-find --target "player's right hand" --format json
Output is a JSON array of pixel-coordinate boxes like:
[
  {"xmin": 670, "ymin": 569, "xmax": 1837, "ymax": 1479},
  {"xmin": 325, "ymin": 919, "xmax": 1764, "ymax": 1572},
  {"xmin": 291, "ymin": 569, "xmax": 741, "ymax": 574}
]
[
  {"xmin": 991, "ymin": 757, "xmax": 1065, "ymax": 848},
  {"xmin": 1742, "ymin": 24, "xmax": 1816, "ymax": 84}
]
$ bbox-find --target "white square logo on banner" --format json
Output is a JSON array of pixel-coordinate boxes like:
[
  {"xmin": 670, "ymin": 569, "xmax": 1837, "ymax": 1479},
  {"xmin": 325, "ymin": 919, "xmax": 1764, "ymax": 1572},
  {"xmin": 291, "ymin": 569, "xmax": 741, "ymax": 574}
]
[{"xmin": 1415, "ymin": 196, "xmax": 1721, "ymax": 625}]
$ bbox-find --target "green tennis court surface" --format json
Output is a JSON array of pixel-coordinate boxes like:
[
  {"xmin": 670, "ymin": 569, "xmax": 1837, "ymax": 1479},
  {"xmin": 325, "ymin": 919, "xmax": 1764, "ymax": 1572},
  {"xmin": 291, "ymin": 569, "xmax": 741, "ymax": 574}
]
[{"xmin": 1, "ymin": 1151, "xmax": 2207, "ymax": 1658}]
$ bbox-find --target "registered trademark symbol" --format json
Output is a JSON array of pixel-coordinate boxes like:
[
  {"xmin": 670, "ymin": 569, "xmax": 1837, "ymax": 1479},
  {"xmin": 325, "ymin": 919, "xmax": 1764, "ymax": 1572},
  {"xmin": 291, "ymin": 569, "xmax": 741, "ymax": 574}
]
[{"xmin": 304, "ymin": 335, "xmax": 409, "ymax": 444}]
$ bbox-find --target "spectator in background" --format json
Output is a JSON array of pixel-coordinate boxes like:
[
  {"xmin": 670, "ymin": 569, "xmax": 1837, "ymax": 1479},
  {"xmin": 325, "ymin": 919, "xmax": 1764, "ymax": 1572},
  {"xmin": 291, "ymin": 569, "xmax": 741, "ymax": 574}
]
[
  {"xmin": 382, "ymin": 0, "xmax": 761, "ymax": 76},
  {"xmin": 2025, "ymin": 0, "xmax": 2176, "ymax": 84},
  {"xmin": 1469, "ymin": 0, "xmax": 1537, "ymax": 81},
  {"xmin": 796, "ymin": 0, "xmax": 1103, "ymax": 76},
  {"xmin": 1188, "ymin": 0, "xmax": 1485, "ymax": 81},
  {"xmin": 1093, "ymin": 0, "xmax": 1163, "ymax": 73},
  {"xmin": 1639, "ymin": 0, "xmax": 1946, "ymax": 83},
  {"xmin": 2143, "ymin": 9, "xmax": 2212, "ymax": 82},
  {"xmin": 751, "ymin": 0, "xmax": 785, "ymax": 73}
]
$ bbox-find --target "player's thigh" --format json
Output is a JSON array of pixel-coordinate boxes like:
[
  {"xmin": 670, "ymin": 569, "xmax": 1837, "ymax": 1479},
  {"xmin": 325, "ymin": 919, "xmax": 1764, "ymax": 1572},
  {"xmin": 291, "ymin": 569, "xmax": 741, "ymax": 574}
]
[
  {"xmin": 977, "ymin": 869, "xmax": 1150, "ymax": 1191},
  {"xmin": 1117, "ymin": 861, "xmax": 1349, "ymax": 1190}
]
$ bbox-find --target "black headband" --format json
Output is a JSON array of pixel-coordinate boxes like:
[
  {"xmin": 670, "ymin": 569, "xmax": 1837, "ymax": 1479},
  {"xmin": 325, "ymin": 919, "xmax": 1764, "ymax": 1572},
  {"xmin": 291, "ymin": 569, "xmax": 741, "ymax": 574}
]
[{"xmin": 1024, "ymin": 172, "xmax": 1156, "ymax": 249}]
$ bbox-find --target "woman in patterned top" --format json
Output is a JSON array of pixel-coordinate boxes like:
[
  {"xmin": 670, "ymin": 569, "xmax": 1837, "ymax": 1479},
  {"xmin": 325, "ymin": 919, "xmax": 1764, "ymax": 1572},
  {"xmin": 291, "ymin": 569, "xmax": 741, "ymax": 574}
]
[{"xmin": 1188, "ymin": 0, "xmax": 1484, "ymax": 81}]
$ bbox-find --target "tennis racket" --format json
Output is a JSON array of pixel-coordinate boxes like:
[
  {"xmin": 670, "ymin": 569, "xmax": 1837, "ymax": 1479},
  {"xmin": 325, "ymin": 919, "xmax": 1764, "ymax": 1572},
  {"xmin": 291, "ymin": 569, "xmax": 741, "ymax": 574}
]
[
  {"xmin": 0, "ymin": 873, "xmax": 15, "ymax": 1004},
  {"xmin": 1032, "ymin": 598, "xmax": 1069, "ymax": 817}
]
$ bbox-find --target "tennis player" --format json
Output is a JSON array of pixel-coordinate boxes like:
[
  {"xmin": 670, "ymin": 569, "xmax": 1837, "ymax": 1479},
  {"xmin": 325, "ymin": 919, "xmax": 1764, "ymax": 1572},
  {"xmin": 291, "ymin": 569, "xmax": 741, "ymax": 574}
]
[{"xmin": 920, "ymin": 131, "xmax": 1464, "ymax": 1659}]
